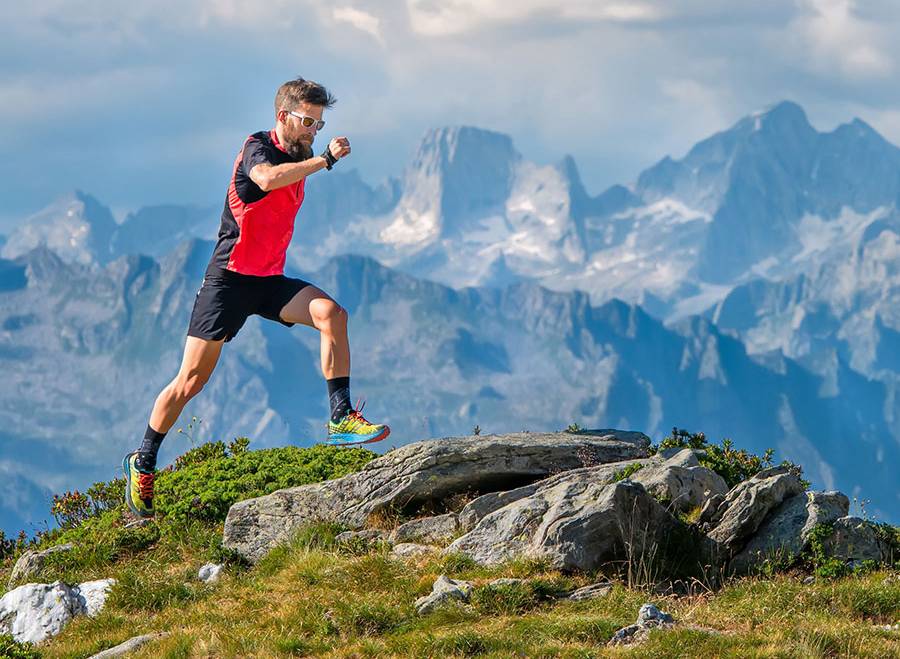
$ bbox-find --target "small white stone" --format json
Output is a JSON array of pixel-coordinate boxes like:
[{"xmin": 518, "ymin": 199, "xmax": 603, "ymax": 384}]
[{"xmin": 198, "ymin": 563, "xmax": 224, "ymax": 583}]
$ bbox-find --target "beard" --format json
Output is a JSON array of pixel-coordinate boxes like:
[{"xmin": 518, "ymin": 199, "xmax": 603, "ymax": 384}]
[{"xmin": 283, "ymin": 134, "xmax": 314, "ymax": 161}]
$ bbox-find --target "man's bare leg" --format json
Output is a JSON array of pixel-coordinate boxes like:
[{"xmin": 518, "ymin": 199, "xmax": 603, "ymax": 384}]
[
  {"xmin": 149, "ymin": 335, "xmax": 226, "ymax": 433},
  {"xmin": 278, "ymin": 285, "xmax": 350, "ymax": 379},
  {"xmin": 280, "ymin": 286, "xmax": 388, "ymax": 443},
  {"xmin": 125, "ymin": 335, "xmax": 225, "ymax": 517}
]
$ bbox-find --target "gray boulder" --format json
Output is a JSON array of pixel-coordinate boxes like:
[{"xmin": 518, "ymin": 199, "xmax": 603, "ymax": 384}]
[
  {"xmin": 706, "ymin": 467, "xmax": 805, "ymax": 554},
  {"xmin": 0, "ymin": 578, "xmax": 115, "ymax": 644},
  {"xmin": 391, "ymin": 513, "xmax": 460, "ymax": 544},
  {"xmin": 822, "ymin": 516, "xmax": 894, "ymax": 565},
  {"xmin": 414, "ymin": 575, "xmax": 474, "ymax": 614},
  {"xmin": 448, "ymin": 479, "xmax": 713, "ymax": 573},
  {"xmin": 458, "ymin": 459, "xmax": 649, "ymax": 531},
  {"xmin": 631, "ymin": 449, "xmax": 728, "ymax": 513},
  {"xmin": 728, "ymin": 491, "xmax": 849, "ymax": 575},
  {"xmin": 223, "ymin": 430, "xmax": 651, "ymax": 563},
  {"xmin": 7, "ymin": 544, "xmax": 74, "ymax": 589}
]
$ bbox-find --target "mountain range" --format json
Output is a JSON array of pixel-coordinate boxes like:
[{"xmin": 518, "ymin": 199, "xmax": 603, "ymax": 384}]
[{"xmin": 1, "ymin": 100, "xmax": 898, "ymax": 536}]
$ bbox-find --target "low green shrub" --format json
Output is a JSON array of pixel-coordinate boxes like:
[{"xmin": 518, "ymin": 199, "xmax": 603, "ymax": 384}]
[
  {"xmin": 657, "ymin": 428, "xmax": 807, "ymax": 489},
  {"xmin": 157, "ymin": 443, "xmax": 376, "ymax": 524}
]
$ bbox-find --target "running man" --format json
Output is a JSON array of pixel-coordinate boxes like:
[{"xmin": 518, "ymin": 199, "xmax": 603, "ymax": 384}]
[{"xmin": 124, "ymin": 77, "xmax": 389, "ymax": 519}]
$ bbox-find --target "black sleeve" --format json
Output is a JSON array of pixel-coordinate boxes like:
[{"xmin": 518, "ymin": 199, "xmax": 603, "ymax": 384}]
[{"xmin": 241, "ymin": 138, "xmax": 273, "ymax": 178}]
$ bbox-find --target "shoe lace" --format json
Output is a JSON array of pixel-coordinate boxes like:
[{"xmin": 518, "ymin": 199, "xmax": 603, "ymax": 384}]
[
  {"xmin": 346, "ymin": 397, "xmax": 372, "ymax": 429},
  {"xmin": 137, "ymin": 471, "xmax": 155, "ymax": 500}
]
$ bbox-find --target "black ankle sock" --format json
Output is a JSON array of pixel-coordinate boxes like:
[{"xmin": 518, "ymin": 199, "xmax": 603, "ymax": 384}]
[
  {"xmin": 136, "ymin": 424, "xmax": 166, "ymax": 471},
  {"xmin": 327, "ymin": 376, "xmax": 352, "ymax": 423}
]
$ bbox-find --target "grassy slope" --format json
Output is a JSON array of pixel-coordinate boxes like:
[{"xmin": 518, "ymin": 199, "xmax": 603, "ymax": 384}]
[{"xmin": 0, "ymin": 442, "xmax": 897, "ymax": 658}]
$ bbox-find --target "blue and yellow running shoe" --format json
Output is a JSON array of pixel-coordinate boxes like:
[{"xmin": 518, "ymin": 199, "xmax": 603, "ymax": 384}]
[
  {"xmin": 327, "ymin": 399, "xmax": 390, "ymax": 446},
  {"xmin": 123, "ymin": 451, "xmax": 156, "ymax": 518}
]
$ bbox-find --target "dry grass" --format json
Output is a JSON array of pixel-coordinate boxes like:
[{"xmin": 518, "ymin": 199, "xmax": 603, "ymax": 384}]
[{"xmin": 22, "ymin": 527, "xmax": 898, "ymax": 659}]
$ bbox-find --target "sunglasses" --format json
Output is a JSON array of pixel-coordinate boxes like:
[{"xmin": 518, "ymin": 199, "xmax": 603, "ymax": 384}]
[{"xmin": 286, "ymin": 110, "xmax": 325, "ymax": 130}]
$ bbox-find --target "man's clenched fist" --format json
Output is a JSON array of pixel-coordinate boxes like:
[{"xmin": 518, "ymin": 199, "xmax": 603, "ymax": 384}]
[{"xmin": 329, "ymin": 136, "xmax": 351, "ymax": 160}]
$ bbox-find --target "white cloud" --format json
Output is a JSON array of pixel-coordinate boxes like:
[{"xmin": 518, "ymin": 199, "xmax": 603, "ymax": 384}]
[
  {"xmin": 333, "ymin": 6, "xmax": 385, "ymax": 45},
  {"xmin": 793, "ymin": 0, "xmax": 892, "ymax": 78},
  {"xmin": 406, "ymin": 0, "xmax": 661, "ymax": 37}
]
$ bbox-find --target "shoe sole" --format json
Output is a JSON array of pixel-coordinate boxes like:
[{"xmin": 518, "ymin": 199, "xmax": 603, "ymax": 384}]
[
  {"xmin": 325, "ymin": 426, "xmax": 391, "ymax": 446},
  {"xmin": 123, "ymin": 451, "xmax": 155, "ymax": 519}
]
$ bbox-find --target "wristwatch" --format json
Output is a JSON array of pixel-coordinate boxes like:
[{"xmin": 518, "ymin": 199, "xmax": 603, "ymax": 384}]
[{"xmin": 321, "ymin": 145, "xmax": 338, "ymax": 170}]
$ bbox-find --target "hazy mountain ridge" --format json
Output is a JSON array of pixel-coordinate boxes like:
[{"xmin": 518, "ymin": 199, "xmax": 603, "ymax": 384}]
[{"xmin": 0, "ymin": 239, "xmax": 897, "ymax": 536}]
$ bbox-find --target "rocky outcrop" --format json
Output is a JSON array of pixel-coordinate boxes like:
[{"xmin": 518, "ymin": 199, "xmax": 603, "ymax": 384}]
[
  {"xmin": 218, "ymin": 430, "xmax": 894, "ymax": 580},
  {"xmin": 728, "ymin": 491, "xmax": 849, "ymax": 574},
  {"xmin": 223, "ymin": 430, "xmax": 651, "ymax": 563},
  {"xmin": 447, "ymin": 479, "xmax": 714, "ymax": 574},
  {"xmin": 0, "ymin": 578, "xmax": 115, "ymax": 644}
]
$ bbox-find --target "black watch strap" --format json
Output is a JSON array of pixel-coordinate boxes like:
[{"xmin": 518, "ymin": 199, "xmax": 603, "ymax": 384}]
[{"xmin": 321, "ymin": 146, "xmax": 337, "ymax": 170}]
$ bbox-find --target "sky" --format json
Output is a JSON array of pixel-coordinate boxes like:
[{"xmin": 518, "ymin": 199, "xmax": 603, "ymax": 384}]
[{"xmin": 3, "ymin": 0, "xmax": 900, "ymax": 231}]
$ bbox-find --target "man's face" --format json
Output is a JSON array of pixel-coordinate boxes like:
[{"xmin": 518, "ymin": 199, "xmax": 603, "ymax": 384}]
[{"xmin": 279, "ymin": 102, "xmax": 324, "ymax": 161}]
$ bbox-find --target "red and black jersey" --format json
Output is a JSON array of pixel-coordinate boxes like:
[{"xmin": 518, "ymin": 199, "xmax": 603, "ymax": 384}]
[{"xmin": 206, "ymin": 130, "xmax": 306, "ymax": 277}]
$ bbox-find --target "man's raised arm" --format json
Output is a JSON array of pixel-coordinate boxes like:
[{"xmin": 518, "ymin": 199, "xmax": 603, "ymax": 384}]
[{"xmin": 250, "ymin": 136, "xmax": 351, "ymax": 192}]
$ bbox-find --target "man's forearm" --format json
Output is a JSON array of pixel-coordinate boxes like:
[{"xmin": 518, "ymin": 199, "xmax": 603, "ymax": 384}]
[{"xmin": 256, "ymin": 157, "xmax": 329, "ymax": 191}]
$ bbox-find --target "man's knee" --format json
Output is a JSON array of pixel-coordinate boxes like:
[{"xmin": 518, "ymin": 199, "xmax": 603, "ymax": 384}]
[
  {"xmin": 312, "ymin": 300, "xmax": 348, "ymax": 333},
  {"xmin": 174, "ymin": 372, "xmax": 209, "ymax": 400}
]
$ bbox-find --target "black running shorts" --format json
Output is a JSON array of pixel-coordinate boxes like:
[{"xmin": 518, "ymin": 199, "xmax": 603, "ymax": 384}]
[{"xmin": 187, "ymin": 267, "xmax": 312, "ymax": 342}]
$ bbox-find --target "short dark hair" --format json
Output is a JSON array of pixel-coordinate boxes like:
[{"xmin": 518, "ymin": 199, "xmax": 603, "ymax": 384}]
[{"xmin": 275, "ymin": 77, "xmax": 336, "ymax": 111}]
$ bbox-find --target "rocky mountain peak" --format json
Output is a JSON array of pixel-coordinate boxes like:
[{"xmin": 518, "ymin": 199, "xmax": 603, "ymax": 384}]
[
  {"xmin": 389, "ymin": 126, "xmax": 520, "ymax": 242},
  {"xmin": 1, "ymin": 191, "xmax": 117, "ymax": 267}
]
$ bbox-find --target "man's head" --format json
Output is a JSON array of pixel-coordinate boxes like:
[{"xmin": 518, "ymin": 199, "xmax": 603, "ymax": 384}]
[{"xmin": 274, "ymin": 77, "xmax": 336, "ymax": 160}]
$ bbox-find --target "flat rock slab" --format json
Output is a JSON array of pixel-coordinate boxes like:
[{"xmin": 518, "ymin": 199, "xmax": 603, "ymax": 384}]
[{"xmin": 223, "ymin": 430, "xmax": 651, "ymax": 563}]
